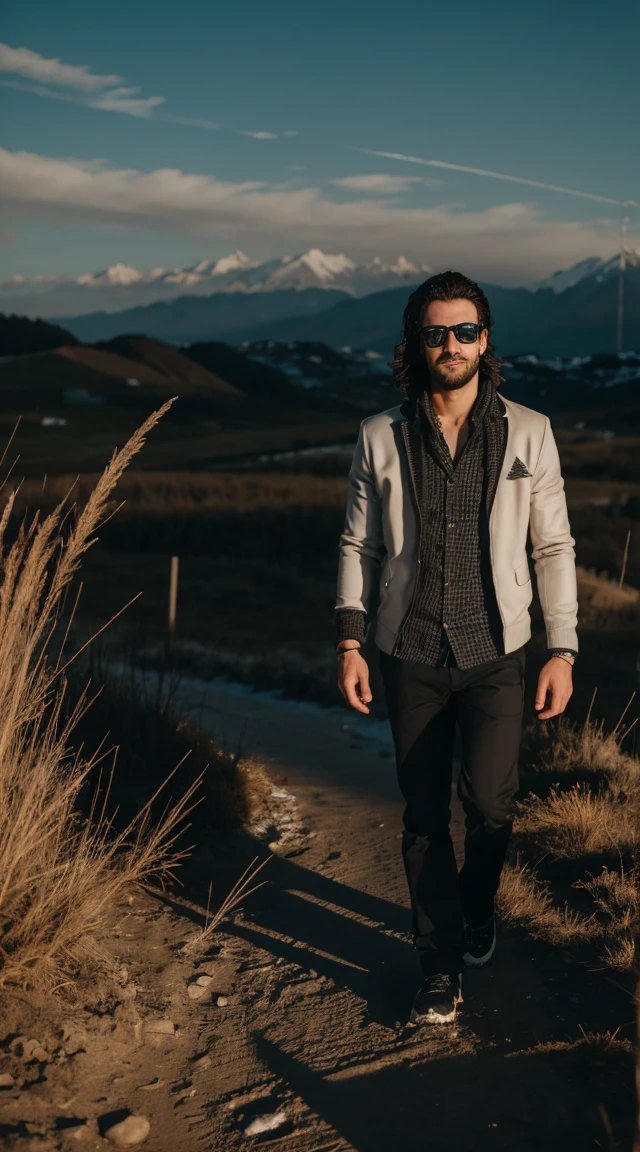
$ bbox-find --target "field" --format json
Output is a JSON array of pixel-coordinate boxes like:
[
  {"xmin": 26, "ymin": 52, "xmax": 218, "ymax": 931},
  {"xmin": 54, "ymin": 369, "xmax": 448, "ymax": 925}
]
[
  {"xmin": 5, "ymin": 415, "xmax": 640, "ymax": 723},
  {"xmin": 2, "ymin": 379, "xmax": 640, "ymax": 1149}
]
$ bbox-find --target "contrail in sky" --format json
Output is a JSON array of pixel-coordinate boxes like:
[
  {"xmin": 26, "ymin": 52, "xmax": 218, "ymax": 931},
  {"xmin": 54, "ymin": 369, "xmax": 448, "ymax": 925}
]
[{"xmin": 349, "ymin": 147, "xmax": 637, "ymax": 208}]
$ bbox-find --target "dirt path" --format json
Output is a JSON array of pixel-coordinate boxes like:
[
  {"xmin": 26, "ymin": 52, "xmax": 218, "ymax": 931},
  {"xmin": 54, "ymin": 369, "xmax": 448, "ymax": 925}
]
[
  {"xmin": 167, "ymin": 677, "xmax": 628, "ymax": 1152},
  {"xmin": 1, "ymin": 677, "xmax": 631, "ymax": 1151}
]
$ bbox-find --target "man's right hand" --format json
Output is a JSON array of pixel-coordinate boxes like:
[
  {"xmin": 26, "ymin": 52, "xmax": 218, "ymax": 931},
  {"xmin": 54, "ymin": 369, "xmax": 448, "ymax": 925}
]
[{"xmin": 337, "ymin": 649, "xmax": 373, "ymax": 714}]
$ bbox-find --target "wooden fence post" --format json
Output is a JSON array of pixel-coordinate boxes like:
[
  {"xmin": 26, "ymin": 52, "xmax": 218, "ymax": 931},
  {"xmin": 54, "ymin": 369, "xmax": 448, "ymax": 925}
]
[
  {"xmin": 165, "ymin": 555, "xmax": 179, "ymax": 662},
  {"xmin": 620, "ymin": 529, "xmax": 632, "ymax": 589}
]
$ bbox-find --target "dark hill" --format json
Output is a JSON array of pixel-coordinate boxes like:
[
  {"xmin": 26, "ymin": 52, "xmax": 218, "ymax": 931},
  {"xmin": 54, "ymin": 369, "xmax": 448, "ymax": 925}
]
[
  {"xmin": 60, "ymin": 288, "xmax": 350, "ymax": 345},
  {"xmin": 183, "ymin": 341, "xmax": 297, "ymax": 399},
  {"xmin": 0, "ymin": 312, "xmax": 78, "ymax": 356},
  {"xmin": 0, "ymin": 341, "xmax": 245, "ymax": 422},
  {"xmin": 93, "ymin": 335, "xmax": 242, "ymax": 394}
]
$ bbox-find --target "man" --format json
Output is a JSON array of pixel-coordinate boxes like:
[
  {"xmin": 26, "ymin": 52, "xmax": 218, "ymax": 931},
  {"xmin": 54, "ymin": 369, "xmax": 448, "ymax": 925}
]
[{"xmin": 334, "ymin": 270, "xmax": 578, "ymax": 1025}]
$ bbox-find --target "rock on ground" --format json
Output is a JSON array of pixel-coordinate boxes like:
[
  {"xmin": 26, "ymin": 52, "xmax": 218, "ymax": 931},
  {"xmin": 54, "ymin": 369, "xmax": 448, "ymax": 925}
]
[
  {"xmin": 244, "ymin": 1110, "xmax": 287, "ymax": 1136},
  {"xmin": 104, "ymin": 1113, "xmax": 151, "ymax": 1146}
]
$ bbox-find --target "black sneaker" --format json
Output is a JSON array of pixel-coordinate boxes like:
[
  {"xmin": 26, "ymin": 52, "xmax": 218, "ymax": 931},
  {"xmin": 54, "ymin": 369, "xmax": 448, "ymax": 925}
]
[
  {"xmin": 463, "ymin": 915, "xmax": 496, "ymax": 967},
  {"xmin": 409, "ymin": 972, "xmax": 462, "ymax": 1025}
]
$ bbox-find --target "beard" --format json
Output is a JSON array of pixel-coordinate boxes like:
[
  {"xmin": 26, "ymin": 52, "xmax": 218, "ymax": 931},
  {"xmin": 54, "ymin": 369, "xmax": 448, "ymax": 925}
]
[{"xmin": 429, "ymin": 350, "xmax": 481, "ymax": 391}]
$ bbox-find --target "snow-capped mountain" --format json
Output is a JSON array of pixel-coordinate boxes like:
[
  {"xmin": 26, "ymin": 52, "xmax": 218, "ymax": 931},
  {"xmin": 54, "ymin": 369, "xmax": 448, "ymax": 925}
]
[
  {"xmin": 537, "ymin": 250, "xmax": 640, "ymax": 293},
  {"xmin": 72, "ymin": 251, "xmax": 262, "ymax": 293},
  {"xmin": 6, "ymin": 247, "xmax": 637, "ymax": 348},
  {"xmin": 0, "ymin": 248, "xmax": 432, "ymax": 319},
  {"xmin": 260, "ymin": 249, "xmax": 358, "ymax": 291}
]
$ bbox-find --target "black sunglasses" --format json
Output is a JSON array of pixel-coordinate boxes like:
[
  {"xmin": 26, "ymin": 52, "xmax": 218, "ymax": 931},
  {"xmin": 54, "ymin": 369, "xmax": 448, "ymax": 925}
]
[{"xmin": 418, "ymin": 322, "xmax": 483, "ymax": 348}]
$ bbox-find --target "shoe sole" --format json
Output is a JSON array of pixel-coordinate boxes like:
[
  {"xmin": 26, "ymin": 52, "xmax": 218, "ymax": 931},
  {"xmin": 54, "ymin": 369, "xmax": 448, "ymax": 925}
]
[
  {"xmin": 410, "ymin": 993, "xmax": 463, "ymax": 1025},
  {"xmin": 463, "ymin": 934, "xmax": 496, "ymax": 968}
]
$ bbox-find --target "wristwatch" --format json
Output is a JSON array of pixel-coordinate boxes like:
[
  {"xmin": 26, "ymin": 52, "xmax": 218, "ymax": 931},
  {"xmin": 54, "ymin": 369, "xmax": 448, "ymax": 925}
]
[{"xmin": 551, "ymin": 650, "xmax": 575, "ymax": 666}]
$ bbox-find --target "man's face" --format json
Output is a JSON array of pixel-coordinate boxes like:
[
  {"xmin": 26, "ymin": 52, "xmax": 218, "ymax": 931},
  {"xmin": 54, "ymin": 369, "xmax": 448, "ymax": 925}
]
[{"xmin": 419, "ymin": 298, "xmax": 488, "ymax": 391}]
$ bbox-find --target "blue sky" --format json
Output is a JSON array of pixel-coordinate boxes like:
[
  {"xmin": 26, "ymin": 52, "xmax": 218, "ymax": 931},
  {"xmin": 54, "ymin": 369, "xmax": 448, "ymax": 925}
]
[{"xmin": 2, "ymin": 0, "xmax": 639, "ymax": 287}]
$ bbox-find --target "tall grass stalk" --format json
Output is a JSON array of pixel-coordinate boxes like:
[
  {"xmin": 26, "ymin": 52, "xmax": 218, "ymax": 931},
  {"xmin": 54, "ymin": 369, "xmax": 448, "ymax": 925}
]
[
  {"xmin": 0, "ymin": 400, "xmax": 204, "ymax": 986},
  {"xmin": 182, "ymin": 855, "xmax": 271, "ymax": 956}
]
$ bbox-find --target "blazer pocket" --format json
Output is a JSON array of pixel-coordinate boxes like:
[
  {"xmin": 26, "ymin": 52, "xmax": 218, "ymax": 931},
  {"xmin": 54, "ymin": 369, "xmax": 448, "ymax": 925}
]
[{"xmin": 514, "ymin": 559, "xmax": 531, "ymax": 586}]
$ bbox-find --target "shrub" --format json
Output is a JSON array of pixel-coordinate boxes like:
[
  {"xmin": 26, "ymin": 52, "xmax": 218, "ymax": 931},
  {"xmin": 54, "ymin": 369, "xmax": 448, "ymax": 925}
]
[{"xmin": 0, "ymin": 401, "xmax": 202, "ymax": 986}]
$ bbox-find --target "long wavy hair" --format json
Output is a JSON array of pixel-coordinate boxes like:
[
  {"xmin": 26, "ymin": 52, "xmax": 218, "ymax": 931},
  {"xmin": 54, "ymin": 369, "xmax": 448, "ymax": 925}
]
[{"xmin": 391, "ymin": 270, "xmax": 504, "ymax": 400}]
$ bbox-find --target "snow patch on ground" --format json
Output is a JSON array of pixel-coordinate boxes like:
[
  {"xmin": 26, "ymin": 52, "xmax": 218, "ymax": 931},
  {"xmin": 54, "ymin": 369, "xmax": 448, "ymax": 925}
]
[{"xmin": 249, "ymin": 783, "xmax": 315, "ymax": 857}]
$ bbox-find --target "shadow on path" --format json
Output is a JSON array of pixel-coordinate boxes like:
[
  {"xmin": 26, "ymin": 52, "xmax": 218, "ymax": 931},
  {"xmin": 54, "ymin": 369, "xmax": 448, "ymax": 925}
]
[{"xmin": 253, "ymin": 1031, "xmax": 614, "ymax": 1152}]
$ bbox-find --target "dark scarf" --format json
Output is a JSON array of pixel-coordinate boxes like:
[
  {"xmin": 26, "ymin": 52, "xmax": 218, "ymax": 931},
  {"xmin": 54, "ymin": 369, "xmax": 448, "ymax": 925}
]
[{"xmin": 401, "ymin": 376, "xmax": 506, "ymax": 518}]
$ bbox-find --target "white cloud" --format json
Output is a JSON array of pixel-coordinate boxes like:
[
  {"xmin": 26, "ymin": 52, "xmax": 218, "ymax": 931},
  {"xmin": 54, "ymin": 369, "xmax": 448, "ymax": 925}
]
[
  {"xmin": 238, "ymin": 130, "xmax": 279, "ymax": 140},
  {"xmin": 0, "ymin": 42, "xmax": 121, "ymax": 91},
  {"xmin": 0, "ymin": 42, "xmax": 217, "ymax": 128},
  {"xmin": 0, "ymin": 43, "xmax": 287, "ymax": 135},
  {"xmin": 90, "ymin": 87, "xmax": 166, "ymax": 118},
  {"xmin": 0, "ymin": 147, "xmax": 625, "ymax": 285},
  {"xmin": 332, "ymin": 173, "xmax": 423, "ymax": 194}
]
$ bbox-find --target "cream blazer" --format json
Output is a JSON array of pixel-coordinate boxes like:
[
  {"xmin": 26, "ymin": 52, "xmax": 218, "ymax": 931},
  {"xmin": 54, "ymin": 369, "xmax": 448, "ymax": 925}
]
[{"xmin": 335, "ymin": 395, "xmax": 579, "ymax": 656}]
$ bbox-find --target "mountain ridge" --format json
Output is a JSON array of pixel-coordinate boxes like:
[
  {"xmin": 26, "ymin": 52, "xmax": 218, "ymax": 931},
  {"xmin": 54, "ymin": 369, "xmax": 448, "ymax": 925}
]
[
  {"xmin": 5, "ymin": 250, "xmax": 639, "ymax": 358},
  {"xmin": 60, "ymin": 288, "xmax": 352, "ymax": 346},
  {"xmin": 64, "ymin": 256, "xmax": 640, "ymax": 357},
  {"xmin": 4, "ymin": 248, "xmax": 636, "ymax": 323},
  {"xmin": 0, "ymin": 248, "xmax": 433, "ymax": 319},
  {"xmin": 257, "ymin": 263, "xmax": 640, "ymax": 358}
]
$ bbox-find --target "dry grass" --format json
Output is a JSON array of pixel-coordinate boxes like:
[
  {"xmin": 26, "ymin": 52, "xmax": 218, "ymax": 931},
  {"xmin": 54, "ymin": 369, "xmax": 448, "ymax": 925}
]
[
  {"xmin": 556, "ymin": 431, "xmax": 640, "ymax": 482},
  {"xmin": 577, "ymin": 565, "xmax": 640, "ymax": 630},
  {"xmin": 10, "ymin": 470, "xmax": 349, "ymax": 518},
  {"xmin": 497, "ymin": 859, "xmax": 598, "ymax": 947},
  {"xmin": 502, "ymin": 709, "xmax": 640, "ymax": 970},
  {"xmin": 578, "ymin": 868, "xmax": 640, "ymax": 970},
  {"xmin": 552, "ymin": 716, "xmax": 638, "ymax": 779},
  {"xmin": 515, "ymin": 785, "xmax": 639, "ymax": 858},
  {"xmin": 4, "ymin": 470, "xmax": 349, "ymax": 562},
  {"xmin": 520, "ymin": 710, "xmax": 640, "ymax": 791},
  {"xmin": 519, "ymin": 1029, "xmax": 633, "ymax": 1061},
  {"xmin": 579, "ymin": 867, "xmax": 640, "ymax": 926},
  {"xmin": 181, "ymin": 855, "xmax": 271, "ymax": 957},
  {"xmin": 577, "ymin": 566, "xmax": 640, "ymax": 622},
  {"xmin": 0, "ymin": 402, "xmax": 207, "ymax": 987},
  {"xmin": 570, "ymin": 506, "xmax": 640, "ymax": 590},
  {"xmin": 515, "ymin": 1025, "xmax": 636, "ymax": 1148}
]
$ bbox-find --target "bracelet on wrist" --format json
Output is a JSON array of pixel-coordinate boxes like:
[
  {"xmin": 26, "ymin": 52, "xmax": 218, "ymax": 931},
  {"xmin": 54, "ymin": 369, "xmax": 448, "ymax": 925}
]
[{"xmin": 550, "ymin": 651, "xmax": 575, "ymax": 666}]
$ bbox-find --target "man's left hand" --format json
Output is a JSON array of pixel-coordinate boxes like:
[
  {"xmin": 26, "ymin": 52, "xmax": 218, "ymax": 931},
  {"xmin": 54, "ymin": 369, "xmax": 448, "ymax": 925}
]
[{"xmin": 535, "ymin": 657, "xmax": 573, "ymax": 720}]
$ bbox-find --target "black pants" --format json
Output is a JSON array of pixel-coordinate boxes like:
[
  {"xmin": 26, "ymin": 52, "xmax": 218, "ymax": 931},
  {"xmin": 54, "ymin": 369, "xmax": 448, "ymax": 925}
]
[{"xmin": 379, "ymin": 641, "xmax": 526, "ymax": 977}]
